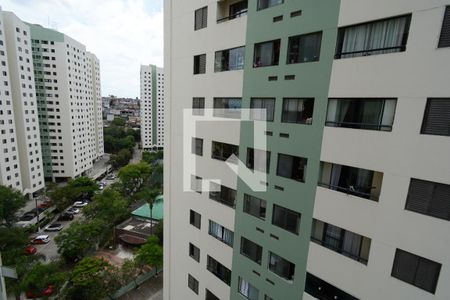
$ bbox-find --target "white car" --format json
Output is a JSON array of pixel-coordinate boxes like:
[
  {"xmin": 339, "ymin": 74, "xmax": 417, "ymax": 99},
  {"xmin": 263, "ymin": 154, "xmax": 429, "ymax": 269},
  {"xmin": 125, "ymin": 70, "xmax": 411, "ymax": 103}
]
[
  {"xmin": 66, "ymin": 207, "xmax": 80, "ymax": 214},
  {"xmin": 44, "ymin": 223, "xmax": 63, "ymax": 231},
  {"xmin": 32, "ymin": 235, "xmax": 50, "ymax": 244},
  {"xmin": 73, "ymin": 201, "xmax": 88, "ymax": 208}
]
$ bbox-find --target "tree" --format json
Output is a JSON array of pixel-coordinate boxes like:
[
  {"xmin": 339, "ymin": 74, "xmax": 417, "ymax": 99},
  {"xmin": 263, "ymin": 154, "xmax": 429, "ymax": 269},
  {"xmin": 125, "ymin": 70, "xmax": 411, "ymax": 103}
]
[
  {"xmin": 135, "ymin": 236, "xmax": 163, "ymax": 272},
  {"xmin": 153, "ymin": 219, "xmax": 163, "ymax": 246},
  {"xmin": 66, "ymin": 257, "xmax": 121, "ymax": 300},
  {"xmin": 111, "ymin": 117, "xmax": 126, "ymax": 127},
  {"xmin": 20, "ymin": 261, "xmax": 67, "ymax": 298},
  {"xmin": 0, "ymin": 185, "xmax": 27, "ymax": 227},
  {"xmin": 50, "ymin": 177, "xmax": 98, "ymax": 211},
  {"xmin": 83, "ymin": 189, "xmax": 129, "ymax": 226},
  {"xmin": 110, "ymin": 148, "xmax": 132, "ymax": 169},
  {"xmin": 55, "ymin": 220, "xmax": 105, "ymax": 263},
  {"xmin": 118, "ymin": 162, "xmax": 152, "ymax": 196}
]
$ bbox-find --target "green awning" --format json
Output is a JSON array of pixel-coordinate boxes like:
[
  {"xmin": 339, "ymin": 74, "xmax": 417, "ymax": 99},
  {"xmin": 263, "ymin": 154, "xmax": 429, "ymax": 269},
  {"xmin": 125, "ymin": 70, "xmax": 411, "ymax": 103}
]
[{"xmin": 132, "ymin": 195, "xmax": 163, "ymax": 220}]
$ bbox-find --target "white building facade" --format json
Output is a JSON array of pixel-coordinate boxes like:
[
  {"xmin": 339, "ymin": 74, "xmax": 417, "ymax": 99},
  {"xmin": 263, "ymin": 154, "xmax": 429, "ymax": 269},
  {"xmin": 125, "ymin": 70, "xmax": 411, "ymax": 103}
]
[
  {"xmin": 0, "ymin": 11, "xmax": 44, "ymax": 194},
  {"xmin": 140, "ymin": 64, "xmax": 164, "ymax": 151},
  {"xmin": 165, "ymin": 1, "xmax": 450, "ymax": 300},
  {"xmin": 29, "ymin": 23, "xmax": 103, "ymax": 180}
]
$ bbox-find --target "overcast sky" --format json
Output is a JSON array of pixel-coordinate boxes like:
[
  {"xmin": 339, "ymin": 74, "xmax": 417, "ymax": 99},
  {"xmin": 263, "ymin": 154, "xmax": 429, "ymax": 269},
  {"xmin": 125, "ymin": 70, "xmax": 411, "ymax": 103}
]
[{"xmin": 1, "ymin": 0, "xmax": 163, "ymax": 98}]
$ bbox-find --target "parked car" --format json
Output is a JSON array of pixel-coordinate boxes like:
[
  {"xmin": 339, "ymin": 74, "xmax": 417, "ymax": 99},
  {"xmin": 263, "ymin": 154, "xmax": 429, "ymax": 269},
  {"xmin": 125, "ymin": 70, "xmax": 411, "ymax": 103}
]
[
  {"xmin": 24, "ymin": 245, "xmax": 37, "ymax": 255},
  {"xmin": 57, "ymin": 213, "xmax": 74, "ymax": 221},
  {"xmin": 26, "ymin": 285, "xmax": 55, "ymax": 299},
  {"xmin": 44, "ymin": 223, "xmax": 63, "ymax": 232},
  {"xmin": 32, "ymin": 235, "xmax": 50, "ymax": 244},
  {"xmin": 19, "ymin": 214, "xmax": 35, "ymax": 221},
  {"xmin": 73, "ymin": 201, "xmax": 88, "ymax": 208},
  {"xmin": 66, "ymin": 207, "xmax": 80, "ymax": 214},
  {"xmin": 106, "ymin": 174, "xmax": 116, "ymax": 180}
]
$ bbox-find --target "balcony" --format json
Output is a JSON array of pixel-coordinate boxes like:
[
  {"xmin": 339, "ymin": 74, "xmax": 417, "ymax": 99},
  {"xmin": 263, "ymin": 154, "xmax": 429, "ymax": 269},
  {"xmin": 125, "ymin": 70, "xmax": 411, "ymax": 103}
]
[
  {"xmin": 217, "ymin": 0, "xmax": 248, "ymax": 23},
  {"xmin": 319, "ymin": 162, "xmax": 383, "ymax": 201}
]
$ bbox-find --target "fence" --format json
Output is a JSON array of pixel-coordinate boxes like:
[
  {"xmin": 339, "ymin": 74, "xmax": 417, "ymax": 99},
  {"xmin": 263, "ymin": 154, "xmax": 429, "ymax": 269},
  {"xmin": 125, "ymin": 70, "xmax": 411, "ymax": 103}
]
[{"xmin": 111, "ymin": 267, "xmax": 162, "ymax": 299}]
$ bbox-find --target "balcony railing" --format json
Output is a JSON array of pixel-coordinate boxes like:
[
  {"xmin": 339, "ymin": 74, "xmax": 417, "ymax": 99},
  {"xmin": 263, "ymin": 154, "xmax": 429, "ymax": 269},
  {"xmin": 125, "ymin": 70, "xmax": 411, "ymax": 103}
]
[
  {"xmin": 217, "ymin": 10, "xmax": 248, "ymax": 23},
  {"xmin": 325, "ymin": 121, "xmax": 393, "ymax": 131},
  {"xmin": 335, "ymin": 45, "xmax": 406, "ymax": 59},
  {"xmin": 318, "ymin": 182, "xmax": 378, "ymax": 201},
  {"xmin": 311, "ymin": 237, "xmax": 369, "ymax": 265}
]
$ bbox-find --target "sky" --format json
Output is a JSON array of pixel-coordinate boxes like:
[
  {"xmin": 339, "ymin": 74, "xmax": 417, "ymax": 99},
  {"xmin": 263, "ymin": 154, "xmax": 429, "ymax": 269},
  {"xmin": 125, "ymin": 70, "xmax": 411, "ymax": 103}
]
[{"xmin": 1, "ymin": 0, "xmax": 164, "ymax": 98}]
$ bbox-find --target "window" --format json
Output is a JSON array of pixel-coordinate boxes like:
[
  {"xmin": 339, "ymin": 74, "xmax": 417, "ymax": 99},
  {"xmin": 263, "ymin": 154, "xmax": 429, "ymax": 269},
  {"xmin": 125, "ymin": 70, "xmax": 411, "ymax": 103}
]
[
  {"xmin": 247, "ymin": 148, "xmax": 270, "ymax": 173},
  {"xmin": 228, "ymin": 0, "xmax": 248, "ymax": 19},
  {"xmin": 195, "ymin": 6, "xmax": 208, "ymax": 30},
  {"xmin": 311, "ymin": 219, "xmax": 371, "ymax": 264},
  {"xmin": 405, "ymin": 178, "xmax": 450, "ymax": 221},
  {"xmin": 438, "ymin": 6, "xmax": 450, "ymax": 48},
  {"xmin": 272, "ymin": 204, "xmax": 301, "ymax": 234},
  {"xmin": 192, "ymin": 137, "xmax": 203, "ymax": 156},
  {"xmin": 188, "ymin": 274, "xmax": 199, "ymax": 294},
  {"xmin": 336, "ymin": 15, "xmax": 411, "ymax": 59},
  {"xmin": 192, "ymin": 97, "xmax": 205, "ymax": 115},
  {"xmin": 276, "ymin": 153, "xmax": 307, "ymax": 182},
  {"xmin": 268, "ymin": 252, "xmax": 295, "ymax": 280},
  {"xmin": 205, "ymin": 289, "xmax": 220, "ymax": 300},
  {"xmin": 421, "ymin": 98, "xmax": 450, "ymax": 136},
  {"xmin": 287, "ymin": 32, "xmax": 322, "ymax": 64},
  {"xmin": 326, "ymin": 98, "xmax": 397, "ymax": 131},
  {"xmin": 257, "ymin": 0, "xmax": 283, "ymax": 11},
  {"xmin": 213, "ymin": 98, "xmax": 241, "ymax": 118},
  {"xmin": 240, "ymin": 237, "xmax": 262, "ymax": 264},
  {"xmin": 209, "ymin": 182, "xmax": 236, "ymax": 208},
  {"xmin": 305, "ymin": 272, "xmax": 359, "ymax": 300},
  {"xmin": 207, "ymin": 256, "xmax": 231, "ymax": 286},
  {"xmin": 191, "ymin": 175, "xmax": 202, "ymax": 194},
  {"xmin": 319, "ymin": 162, "xmax": 383, "ymax": 201},
  {"xmin": 250, "ymin": 98, "xmax": 275, "ymax": 121},
  {"xmin": 189, "ymin": 243, "xmax": 200, "ymax": 262},
  {"xmin": 243, "ymin": 194, "xmax": 266, "ymax": 219},
  {"xmin": 215, "ymin": 46, "xmax": 245, "ymax": 72},
  {"xmin": 253, "ymin": 39, "xmax": 280, "ymax": 67},
  {"xmin": 238, "ymin": 277, "xmax": 259, "ymax": 300},
  {"xmin": 281, "ymin": 98, "xmax": 314, "ymax": 124},
  {"xmin": 209, "ymin": 220, "xmax": 234, "ymax": 246},
  {"xmin": 194, "ymin": 54, "xmax": 206, "ymax": 74},
  {"xmin": 391, "ymin": 249, "xmax": 441, "ymax": 294},
  {"xmin": 190, "ymin": 210, "xmax": 201, "ymax": 229},
  {"xmin": 211, "ymin": 141, "xmax": 239, "ymax": 162}
]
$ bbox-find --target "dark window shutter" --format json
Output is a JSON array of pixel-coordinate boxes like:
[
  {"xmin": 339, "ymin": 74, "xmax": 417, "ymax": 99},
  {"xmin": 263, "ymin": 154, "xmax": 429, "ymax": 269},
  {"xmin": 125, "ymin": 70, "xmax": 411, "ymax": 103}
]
[
  {"xmin": 405, "ymin": 179, "xmax": 434, "ymax": 214},
  {"xmin": 194, "ymin": 7, "xmax": 207, "ymax": 30},
  {"xmin": 202, "ymin": 7, "xmax": 208, "ymax": 28},
  {"xmin": 415, "ymin": 258, "xmax": 442, "ymax": 293},
  {"xmin": 392, "ymin": 249, "xmax": 419, "ymax": 284},
  {"xmin": 199, "ymin": 54, "xmax": 206, "ymax": 73},
  {"xmin": 438, "ymin": 6, "xmax": 450, "ymax": 48},
  {"xmin": 429, "ymin": 183, "xmax": 450, "ymax": 220},
  {"xmin": 421, "ymin": 98, "xmax": 450, "ymax": 136}
]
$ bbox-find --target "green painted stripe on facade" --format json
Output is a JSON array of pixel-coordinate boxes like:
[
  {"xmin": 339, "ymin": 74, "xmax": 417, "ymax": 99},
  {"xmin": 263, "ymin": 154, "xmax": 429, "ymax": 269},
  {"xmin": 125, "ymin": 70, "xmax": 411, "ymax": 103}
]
[
  {"xmin": 230, "ymin": 1, "xmax": 341, "ymax": 299},
  {"xmin": 151, "ymin": 64, "xmax": 158, "ymax": 145}
]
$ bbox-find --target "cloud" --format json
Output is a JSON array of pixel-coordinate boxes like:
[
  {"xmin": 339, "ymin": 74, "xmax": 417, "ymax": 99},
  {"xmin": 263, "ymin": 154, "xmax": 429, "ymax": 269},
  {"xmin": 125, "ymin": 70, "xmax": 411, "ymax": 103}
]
[{"xmin": 1, "ymin": 0, "xmax": 163, "ymax": 97}]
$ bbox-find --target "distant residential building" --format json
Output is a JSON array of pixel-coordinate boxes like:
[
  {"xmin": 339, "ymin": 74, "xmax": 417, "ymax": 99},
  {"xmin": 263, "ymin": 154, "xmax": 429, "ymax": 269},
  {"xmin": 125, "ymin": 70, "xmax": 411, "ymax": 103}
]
[
  {"xmin": 28, "ymin": 22, "xmax": 103, "ymax": 180},
  {"xmin": 0, "ymin": 11, "xmax": 44, "ymax": 194},
  {"xmin": 140, "ymin": 64, "xmax": 164, "ymax": 151}
]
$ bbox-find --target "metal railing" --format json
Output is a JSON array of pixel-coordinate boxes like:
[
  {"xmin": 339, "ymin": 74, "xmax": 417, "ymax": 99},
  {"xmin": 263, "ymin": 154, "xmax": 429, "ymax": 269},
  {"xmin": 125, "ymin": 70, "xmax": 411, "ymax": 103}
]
[
  {"xmin": 325, "ymin": 121, "xmax": 392, "ymax": 131},
  {"xmin": 318, "ymin": 182, "xmax": 378, "ymax": 201},
  {"xmin": 217, "ymin": 10, "xmax": 248, "ymax": 23},
  {"xmin": 335, "ymin": 45, "xmax": 406, "ymax": 59},
  {"xmin": 311, "ymin": 237, "xmax": 368, "ymax": 265}
]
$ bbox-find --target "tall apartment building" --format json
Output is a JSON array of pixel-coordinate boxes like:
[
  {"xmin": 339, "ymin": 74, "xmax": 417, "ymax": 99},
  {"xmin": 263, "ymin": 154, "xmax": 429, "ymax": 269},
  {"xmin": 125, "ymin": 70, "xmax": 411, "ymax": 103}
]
[
  {"xmin": 165, "ymin": 1, "xmax": 450, "ymax": 300},
  {"xmin": 140, "ymin": 64, "xmax": 164, "ymax": 150},
  {"xmin": 0, "ymin": 11, "xmax": 44, "ymax": 195},
  {"xmin": 28, "ymin": 23, "xmax": 103, "ymax": 180}
]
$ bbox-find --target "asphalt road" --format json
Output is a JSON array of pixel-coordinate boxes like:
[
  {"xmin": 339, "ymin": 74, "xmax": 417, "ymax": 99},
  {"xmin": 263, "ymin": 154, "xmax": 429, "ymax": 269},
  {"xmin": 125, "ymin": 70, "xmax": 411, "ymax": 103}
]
[{"xmin": 32, "ymin": 212, "xmax": 83, "ymax": 261}]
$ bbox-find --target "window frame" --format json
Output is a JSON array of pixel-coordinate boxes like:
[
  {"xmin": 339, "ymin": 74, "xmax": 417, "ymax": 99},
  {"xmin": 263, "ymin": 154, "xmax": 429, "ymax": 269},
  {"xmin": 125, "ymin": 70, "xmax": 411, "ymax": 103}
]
[
  {"xmin": 243, "ymin": 194, "xmax": 267, "ymax": 220},
  {"xmin": 253, "ymin": 39, "xmax": 281, "ymax": 68},
  {"xmin": 286, "ymin": 31, "xmax": 322, "ymax": 64}
]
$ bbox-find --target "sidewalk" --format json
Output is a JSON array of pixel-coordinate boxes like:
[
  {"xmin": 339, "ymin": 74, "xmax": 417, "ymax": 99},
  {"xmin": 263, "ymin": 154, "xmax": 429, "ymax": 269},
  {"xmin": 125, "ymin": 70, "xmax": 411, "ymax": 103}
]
[{"xmin": 117, "ymin": 272, "xmax": 162, "ymax": 300}]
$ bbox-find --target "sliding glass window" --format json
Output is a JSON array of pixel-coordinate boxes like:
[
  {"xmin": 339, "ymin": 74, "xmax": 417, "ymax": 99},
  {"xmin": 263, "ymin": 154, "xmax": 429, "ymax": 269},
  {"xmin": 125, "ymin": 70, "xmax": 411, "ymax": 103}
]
[
  {"xmin": 326, "ymin": 98, "xmax": 396, "ymax": 131},
  {"xmin": 335, "ymin": 15, "xmax": 411, "ymax": 59},
  {"xmin": 287, "ymin": 32, "xmax": 322, "ymax": 64},
  {"xmin": 215, "ymin": 46, "xmax": 245, "ymax": 72}
]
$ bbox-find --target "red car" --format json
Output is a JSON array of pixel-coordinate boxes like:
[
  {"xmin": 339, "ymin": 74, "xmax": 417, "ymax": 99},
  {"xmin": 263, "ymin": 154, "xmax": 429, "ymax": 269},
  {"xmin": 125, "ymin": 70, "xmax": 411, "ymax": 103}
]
[
  {"xmin": 26, "ymin": 285, "xmax": 55, "ymax": 299},
  {"xmin": 25, "ymin": 245, "xmax": 37, "ymax": 255}
]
